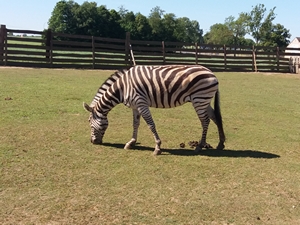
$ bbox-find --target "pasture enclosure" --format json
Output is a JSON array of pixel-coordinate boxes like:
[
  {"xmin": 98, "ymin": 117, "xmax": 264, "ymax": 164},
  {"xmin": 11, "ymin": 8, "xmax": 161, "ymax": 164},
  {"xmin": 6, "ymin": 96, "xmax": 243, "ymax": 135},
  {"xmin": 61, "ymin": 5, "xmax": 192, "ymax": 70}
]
[
  {"xmin": 1, "ymin": 24, "xmax": 299, "ymax": 72},
  {"xmin": 1, "ymin": 68, "xmax": 300, "ymax": 224}
]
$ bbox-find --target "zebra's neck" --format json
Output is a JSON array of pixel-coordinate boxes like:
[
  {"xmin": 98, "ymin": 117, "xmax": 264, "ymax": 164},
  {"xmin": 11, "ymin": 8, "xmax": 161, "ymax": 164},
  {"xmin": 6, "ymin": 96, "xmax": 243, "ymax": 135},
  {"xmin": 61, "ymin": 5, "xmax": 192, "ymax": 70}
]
[
  {"xmin": 94, "ymin": 82, "xmax": 123, "ymax": 115},
  {"xmin": 90, "ymin": 69, "xmax": 127, "ymax": 107}
]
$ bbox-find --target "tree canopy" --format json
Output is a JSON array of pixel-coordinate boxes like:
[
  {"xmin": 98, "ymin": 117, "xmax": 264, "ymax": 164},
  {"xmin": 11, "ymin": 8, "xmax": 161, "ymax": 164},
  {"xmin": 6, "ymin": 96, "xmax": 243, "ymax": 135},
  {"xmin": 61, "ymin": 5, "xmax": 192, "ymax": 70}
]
[
  {"xmin": 48, "ymin": 1, "xmax": 203, "ymax": 43},
  {"xmin": 204, "ymin": 4, "xmax": 290, "ymax": 47},
  {"xmin": 48, "ymin": 1, "xmax": 291, "ymax": 47}
]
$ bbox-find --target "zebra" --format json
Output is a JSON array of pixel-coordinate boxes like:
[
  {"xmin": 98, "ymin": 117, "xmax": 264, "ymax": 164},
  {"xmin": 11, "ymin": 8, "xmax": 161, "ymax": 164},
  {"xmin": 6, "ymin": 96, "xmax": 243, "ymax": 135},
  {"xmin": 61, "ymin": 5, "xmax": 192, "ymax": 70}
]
[{"xmin": 83, "ymin": 65, "xmax": 225, "ymax": 155}]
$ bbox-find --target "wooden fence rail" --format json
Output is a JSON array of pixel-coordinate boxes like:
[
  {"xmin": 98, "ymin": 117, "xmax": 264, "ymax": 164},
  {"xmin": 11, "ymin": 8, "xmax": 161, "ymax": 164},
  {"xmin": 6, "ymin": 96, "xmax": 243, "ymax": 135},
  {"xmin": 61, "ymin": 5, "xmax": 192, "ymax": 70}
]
[{"xmin": 0, "ymin": 24, "xmax": 299, "ymax": 72}]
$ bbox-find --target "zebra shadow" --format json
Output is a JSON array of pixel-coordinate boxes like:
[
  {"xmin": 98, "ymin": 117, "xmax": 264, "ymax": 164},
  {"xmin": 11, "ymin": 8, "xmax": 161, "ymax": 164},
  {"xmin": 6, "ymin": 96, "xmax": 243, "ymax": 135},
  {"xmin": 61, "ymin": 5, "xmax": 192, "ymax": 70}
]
[{"xmin": 101, "ymin": 143, "xmax": 280, "ymax": 159}]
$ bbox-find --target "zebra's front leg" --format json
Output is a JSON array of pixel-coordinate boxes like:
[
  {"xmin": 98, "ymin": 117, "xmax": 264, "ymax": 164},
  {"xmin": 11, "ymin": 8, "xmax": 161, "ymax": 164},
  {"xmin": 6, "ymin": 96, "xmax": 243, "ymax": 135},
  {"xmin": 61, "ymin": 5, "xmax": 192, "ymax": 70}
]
[
  {"xmin": 124, "ymin": 109, "xmax": 140, "ymax": 149},
  {"xmin": 138, "ymin": 107, "xmax": 162, "ymax": 155}
]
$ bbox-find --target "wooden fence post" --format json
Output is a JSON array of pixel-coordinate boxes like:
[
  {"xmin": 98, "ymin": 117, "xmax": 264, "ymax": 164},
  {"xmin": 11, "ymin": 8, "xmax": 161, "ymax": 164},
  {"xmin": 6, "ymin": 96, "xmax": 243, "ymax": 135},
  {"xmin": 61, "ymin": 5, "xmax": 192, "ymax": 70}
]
[
  {"xmin": 92, "ymin": 36, "xmax": 95, "ymax": 69},
  {"xmin": 195, "ymin": 42, "xmax": 198, "ymax": 65},
  {"xmin": 45, "ymin": 29, "xmax": 51, "ymax": 59},
  {"xmin": 0, "ymin": 24, "xmax": 7, "ymax": 65},
  {"xmin": 289, "ymin": 57, "xmax": 294, "ymax": 73},
  {"xmin": 162, "ymin": 41, "xmax": 165, "ymax": 65},
  {"xmin": 252, "ymin": 45, "xmax": 257, "ymax": 72},
  {"xmin": 276, "ymin": 47, "xmax": 280, "ymax": 72},
  {"xmin": 223, "ymin": 45, "xmax": 227, "ymax": 70},
  {"xmin": 45, "ymin": 29, "xmax": 53, "ymax": 66},
  {"xmin": 125, "ymin": 32, "xmax": 131, "ymax": 67},
  {"xmin": 295, "ymin": 58, "xmax": 299, "ymax": 74}
]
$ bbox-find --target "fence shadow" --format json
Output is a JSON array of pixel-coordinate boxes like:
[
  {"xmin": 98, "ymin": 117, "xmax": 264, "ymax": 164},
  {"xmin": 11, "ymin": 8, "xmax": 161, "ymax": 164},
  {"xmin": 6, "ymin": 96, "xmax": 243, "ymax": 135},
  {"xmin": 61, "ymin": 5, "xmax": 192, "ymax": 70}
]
[{"xmin": 101, "ymin": 142, "xmax": 280, "ymax": 159}]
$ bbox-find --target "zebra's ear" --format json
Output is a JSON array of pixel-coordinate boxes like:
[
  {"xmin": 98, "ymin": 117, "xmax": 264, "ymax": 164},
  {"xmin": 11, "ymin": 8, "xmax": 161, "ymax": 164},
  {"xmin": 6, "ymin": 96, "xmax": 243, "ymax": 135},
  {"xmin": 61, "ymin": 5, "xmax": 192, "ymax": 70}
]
[{"xmin": 83, "ymin": 102, "xmax": 93, "ymax": 112}]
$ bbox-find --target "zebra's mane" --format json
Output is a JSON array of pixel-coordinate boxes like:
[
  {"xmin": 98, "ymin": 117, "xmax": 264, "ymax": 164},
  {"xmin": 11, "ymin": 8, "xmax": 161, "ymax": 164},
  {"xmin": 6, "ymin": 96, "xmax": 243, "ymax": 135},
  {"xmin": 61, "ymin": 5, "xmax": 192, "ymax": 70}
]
[{"xmin": 90, "ymin": 68, "xmax": 128, "ymax": 107}]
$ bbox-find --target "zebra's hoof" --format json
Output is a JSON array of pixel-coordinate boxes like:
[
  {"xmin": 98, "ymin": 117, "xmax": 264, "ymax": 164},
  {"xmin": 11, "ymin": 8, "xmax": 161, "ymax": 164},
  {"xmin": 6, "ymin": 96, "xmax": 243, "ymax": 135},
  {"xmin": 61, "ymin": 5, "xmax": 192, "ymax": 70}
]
[
  {"xmin": 195, "ymin": 143, "xmax": 213, "ymax": 153},
  {"xmin": 124, "ymin": 143, "xmax": 132, "ymax": 149},
  {"xmin": 216, "ymin": 143, "xmax": 225, "ymax": 150},
  {"xmin": 194, "ymin": 146, "xmax": 202, "ymax": 154},
  {"xmin": 204, "ymin": 143, "xmax": 213, "ymax": 149},
  {"xmin": 153, "ymin": 149, "xmax": 162, "ymax": 155}
]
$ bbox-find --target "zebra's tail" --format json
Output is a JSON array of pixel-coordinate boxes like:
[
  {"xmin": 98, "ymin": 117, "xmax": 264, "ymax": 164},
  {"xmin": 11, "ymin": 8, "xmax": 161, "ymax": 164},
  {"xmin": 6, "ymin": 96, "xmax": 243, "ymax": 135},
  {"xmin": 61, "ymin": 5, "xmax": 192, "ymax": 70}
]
[{"xmin": 214, "ymin": 89, "xmax": 226, "ymax": 142}]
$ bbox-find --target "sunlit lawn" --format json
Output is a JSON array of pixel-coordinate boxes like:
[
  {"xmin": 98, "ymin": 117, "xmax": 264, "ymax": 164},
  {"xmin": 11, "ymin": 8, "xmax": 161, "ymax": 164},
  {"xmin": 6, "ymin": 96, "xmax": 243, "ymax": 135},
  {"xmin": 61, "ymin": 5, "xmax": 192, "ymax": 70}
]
[{"xmin": 0, "ymin": 68, "xmax": 300, "ymax": 224}]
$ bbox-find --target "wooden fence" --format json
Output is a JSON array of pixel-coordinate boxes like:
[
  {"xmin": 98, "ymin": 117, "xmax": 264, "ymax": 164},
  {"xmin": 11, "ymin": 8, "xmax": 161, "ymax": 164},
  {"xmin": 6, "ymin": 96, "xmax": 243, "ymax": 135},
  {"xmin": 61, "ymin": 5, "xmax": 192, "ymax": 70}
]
[{"xmin": 1, "ymin": 24, "xmax": 300, "ymax": 72}]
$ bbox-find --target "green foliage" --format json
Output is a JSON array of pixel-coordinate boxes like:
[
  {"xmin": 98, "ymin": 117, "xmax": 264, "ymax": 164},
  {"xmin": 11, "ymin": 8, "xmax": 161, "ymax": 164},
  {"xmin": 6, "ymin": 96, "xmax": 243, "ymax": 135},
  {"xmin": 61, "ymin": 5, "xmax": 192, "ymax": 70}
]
[
  {"xmin": 205, "ymin": 3, "xmax": 291, "ymax": 47},
  {"xmin": 47, "ymin": 1, "xmax": 291, "ymax": 46},
  {"xmin": 243, "ymin": 4, "xmax": 291, "ymax": 47},
  {"xmin": 74, "ymin": 1, "xmax": 99, "ymax": 36},
  {"xmin": 245, "ymin": 4, "xmax": 276, "ymax": 44},
  {"xmin": 225, "ymin": 14, "xmax": 248, "ymax": 46},
  {"xmin": 175, "ymin": 18, "xmax": 203, "ymax": 43},
  {"xmin": 48, "ymin": 0, "xmax": 79, "ymax": 34},
  {"xmin": 238, "ymin": 37, "xmax": 255, "ymax": 46},
  {"xmin": 48, "ymin": 0, "xmax": 124, "ymax": 38},
  {"xmin": 204, "ymin": 23, "xmax": 233, "ymax": 45},
  {"xmin": 260, "ymin": 23, "xmax": 291, "ymax": 47},
  {"xmin": 119, "ymin": 11, "xmax": 137, "ymax": 37},
  {"xmin": 161, "ymin": 13, "xmax": 177, "ymax": 41},
  {"xmin": 134, "ymin": 13, "xmax": 152, "ymax": 40},
  {"xmin": 48, "ymin": 2, "xmax": 203, "ymax": 42},
  {"xmin": 148, "ymin": 6, "xmax": 165, "ymax": 41}
]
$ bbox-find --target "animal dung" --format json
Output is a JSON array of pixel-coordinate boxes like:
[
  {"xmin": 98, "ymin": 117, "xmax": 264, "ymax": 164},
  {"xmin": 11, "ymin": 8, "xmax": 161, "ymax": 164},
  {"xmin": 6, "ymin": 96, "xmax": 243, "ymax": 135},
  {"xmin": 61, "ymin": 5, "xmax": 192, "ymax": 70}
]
[
  {"xmin": 5, "ymin": 97, "xmax": 12, "ymax": 100},
  {"xmin": 188, "ymin": 141, "xmax": 199, "ymax": 148},
  {"xmin": 179, "ymin": 141, "xmax": 199, "ymax": 148}
]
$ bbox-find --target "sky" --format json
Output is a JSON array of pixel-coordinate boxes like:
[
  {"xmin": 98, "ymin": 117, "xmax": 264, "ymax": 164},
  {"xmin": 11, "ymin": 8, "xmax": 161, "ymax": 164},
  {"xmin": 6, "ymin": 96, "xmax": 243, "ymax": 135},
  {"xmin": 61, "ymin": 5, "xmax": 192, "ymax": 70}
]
[{"xmin": 0, "ymin": 0, "xmax": 299, "ymax": 41}]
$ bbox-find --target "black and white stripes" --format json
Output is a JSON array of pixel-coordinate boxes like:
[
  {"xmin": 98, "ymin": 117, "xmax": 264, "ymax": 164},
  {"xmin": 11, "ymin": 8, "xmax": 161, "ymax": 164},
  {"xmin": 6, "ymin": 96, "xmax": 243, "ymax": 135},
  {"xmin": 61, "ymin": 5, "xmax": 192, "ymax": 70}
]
[{"xmin": 84, "ymin": 65, "xmax": 225, "ymax": 155}]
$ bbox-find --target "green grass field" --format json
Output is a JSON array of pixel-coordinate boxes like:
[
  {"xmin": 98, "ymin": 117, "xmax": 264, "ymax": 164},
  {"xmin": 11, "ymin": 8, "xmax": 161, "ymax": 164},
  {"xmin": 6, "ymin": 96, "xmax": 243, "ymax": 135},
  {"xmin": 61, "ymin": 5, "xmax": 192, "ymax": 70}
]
[{"xmin": 0, "ymin": 68, "xmax": 300, "ymax": 224}]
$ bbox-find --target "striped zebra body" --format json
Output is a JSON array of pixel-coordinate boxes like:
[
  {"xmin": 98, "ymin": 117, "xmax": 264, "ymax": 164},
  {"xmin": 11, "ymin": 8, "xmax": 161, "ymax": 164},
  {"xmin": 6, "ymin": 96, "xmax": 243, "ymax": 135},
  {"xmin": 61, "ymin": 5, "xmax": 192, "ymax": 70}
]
[{"xmin": 84, "ymin": 65, "xmax": 225, "ymax": 155}]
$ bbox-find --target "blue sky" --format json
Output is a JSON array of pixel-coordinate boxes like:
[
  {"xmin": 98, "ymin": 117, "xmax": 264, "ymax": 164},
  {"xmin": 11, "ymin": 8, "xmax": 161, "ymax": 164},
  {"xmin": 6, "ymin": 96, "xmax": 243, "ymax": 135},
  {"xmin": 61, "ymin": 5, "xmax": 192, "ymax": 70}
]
[{"xmin": 1, "ymin": 0, "xmax": 299, "ymax": 41}]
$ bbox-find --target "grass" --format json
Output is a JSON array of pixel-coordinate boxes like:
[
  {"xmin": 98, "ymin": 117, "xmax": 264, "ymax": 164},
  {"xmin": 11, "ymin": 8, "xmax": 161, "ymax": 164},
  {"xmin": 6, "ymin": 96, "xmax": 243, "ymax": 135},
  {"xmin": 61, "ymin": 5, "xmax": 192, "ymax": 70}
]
[{"xmin": 0, "ymin": 68, "xmax": 300, "ymax": 224}]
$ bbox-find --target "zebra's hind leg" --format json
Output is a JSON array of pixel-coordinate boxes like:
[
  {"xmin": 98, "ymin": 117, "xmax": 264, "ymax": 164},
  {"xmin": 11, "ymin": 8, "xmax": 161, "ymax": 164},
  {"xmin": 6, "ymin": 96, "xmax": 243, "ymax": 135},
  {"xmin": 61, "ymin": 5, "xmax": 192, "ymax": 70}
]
[
  {"xmin": 124, "ymin": 109, "xmax": 140, "ymax": 149},
  {"xmin": 138, "ymin": 106, "xmax": 162, "ymax": 155},
  {"xmin": 207, "ymin": 105, "xmax": 225, "ymax": 150},
  {"xmin": 193, "ymin": 102, "xmax": 213, "ymax": 153}
]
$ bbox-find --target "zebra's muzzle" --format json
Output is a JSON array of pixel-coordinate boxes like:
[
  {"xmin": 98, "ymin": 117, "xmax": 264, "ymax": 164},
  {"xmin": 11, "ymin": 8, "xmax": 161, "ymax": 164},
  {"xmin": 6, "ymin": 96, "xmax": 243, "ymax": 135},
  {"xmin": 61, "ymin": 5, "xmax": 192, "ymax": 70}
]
[{"xmin": 91, "ymin": 137, "xmax": 102, "ymax": 145}]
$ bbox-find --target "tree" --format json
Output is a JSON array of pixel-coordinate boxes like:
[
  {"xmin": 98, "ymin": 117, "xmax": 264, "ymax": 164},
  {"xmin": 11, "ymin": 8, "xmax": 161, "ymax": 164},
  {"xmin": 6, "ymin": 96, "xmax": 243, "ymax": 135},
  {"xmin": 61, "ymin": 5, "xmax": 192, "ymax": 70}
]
[
  {"xmin": 204, "ymin": 23, "xmax": 233, "ymax": 45},
  {"xmin": 135, "ymin": 13, "xmax": 152, "ymax": 40},
  {"xmin": 239, "ymin": 38, "xmax": 255, "ymax": 46},
  {"xmin": 225, "ymin": 14, "xmax": 248, "ymax": 46},
  {"xmin": 119, "ymin": 10, "xmax": 137, "ymax": 38},
  {"xmin": 96, "ymin": 5, "xmax": 122, "ymax": 38},
  {"xmin": 174, "ymin": 18, "xmax": 203, "ymax": 43},
  {"xmin": 261, "ymin": 23, "xmax": 291, "ymax": 47},
  {"xmin": 148, "ymin": 6, "xmax": 165, "ymax": 40},
  {"xmin": 48, "ymin": 1, "xmax": 124, "ymax": 38},
  {"xmin": 108, "ymin": 9, "xmax": 124, "ymax": 38},
  {"xmin": 47, "ymin": 2, "xmax": 205, "ymax": 43},
  {"xmin": 173, "ymin": 17, "xmax": 189, "ymax": 42},
  {"xmin": 73, "ymin": 1, "xmax": 99, "ymax": 36},
  {"xmin": 118, "ymin": 9, "xmax": 153, "ymax": 40},
  {"xmin": 188, "ymin": 20, "xmax": 203, "ymax": 43},
  {"xmin": 48, "ymin": 0, "xmax": 79, "ymax": 34},
  {"xmin": 161, "ymin": 13, "xmax": 177, "ymax": 41},
  {"xmin": 245, "ymin": 4, "xmax": 276, "ymax": 44}
]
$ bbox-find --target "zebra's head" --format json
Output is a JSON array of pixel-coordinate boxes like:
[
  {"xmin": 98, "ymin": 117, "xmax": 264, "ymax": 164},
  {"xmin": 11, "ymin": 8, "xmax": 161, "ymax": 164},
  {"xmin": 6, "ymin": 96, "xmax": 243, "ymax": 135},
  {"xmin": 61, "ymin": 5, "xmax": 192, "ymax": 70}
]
[{"xmin": 83, "ymin": 102, "xmax": 108, "ymax": 144}]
